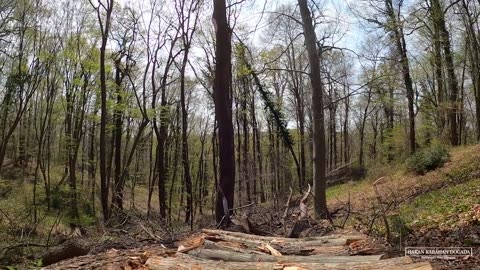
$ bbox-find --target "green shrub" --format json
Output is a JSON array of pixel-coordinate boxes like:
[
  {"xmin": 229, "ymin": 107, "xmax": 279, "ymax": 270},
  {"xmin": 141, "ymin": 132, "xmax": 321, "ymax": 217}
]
[{"xmin": 407, "ymin": 144, "xmax": 449, "ymax": 174}]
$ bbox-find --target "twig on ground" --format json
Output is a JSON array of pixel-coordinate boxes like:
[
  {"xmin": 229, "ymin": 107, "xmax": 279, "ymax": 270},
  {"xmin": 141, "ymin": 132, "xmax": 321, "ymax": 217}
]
[
  {"xmin": 231, "ymin": 202, "xmax": 255, "ymax": 212},
  {"xmin": 137, "ymin": 221, "xmax": 161, "ymax": 241}
]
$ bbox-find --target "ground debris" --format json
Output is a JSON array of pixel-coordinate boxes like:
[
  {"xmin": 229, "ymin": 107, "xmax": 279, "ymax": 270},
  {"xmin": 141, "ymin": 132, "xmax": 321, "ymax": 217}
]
[{"xmin": 43, "ymin": 228, "xmax": 433, "ymax": 269}]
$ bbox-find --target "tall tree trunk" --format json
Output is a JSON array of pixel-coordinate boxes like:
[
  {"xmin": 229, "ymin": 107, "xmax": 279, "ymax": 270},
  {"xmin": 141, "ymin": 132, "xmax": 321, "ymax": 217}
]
[
  {"xmin": 385, "ymin": 0, "xmax": 416, "ymax": 154},
  {"xmin": 112, "ymin": 60, "xmax": 124, "ymax": 211},
  {"xmin": 343, "ymin": 86, "xmax": 350, "ymax": 164},
  {"xmin": 434, "ymin": 0, "xmax": 459, "ymax": 146},
  {"xmin": 89, "ymin": 118, "xmax": 96, "ymax": 216},
  {"xmin": 213, "ymin": 0, "xmax": 235, "ymax": 225},
  {"xmin": 91, "ymin": 0, "xmax": 114, "ymax": 221},
  {"xmin": 298, "ymin": 0, "xmax": 328, "ymax": 218},
  {"xmin": 461, "ymin": 0, "xmax": 480, "ymax": 141},
  {"xmin": 430, "ymin": 0, "xmax": 459, "ymax": 145},
  {"xmin": 235, "ymin": 98, "xmax": 243, "ymax": 205},
  {"xmin": 241, "ymin": 81, "xmax": 251, "ymax": 203},
  {"xmin": 180, "ymin": 51, "xmax": 193, "ymax": 226}
]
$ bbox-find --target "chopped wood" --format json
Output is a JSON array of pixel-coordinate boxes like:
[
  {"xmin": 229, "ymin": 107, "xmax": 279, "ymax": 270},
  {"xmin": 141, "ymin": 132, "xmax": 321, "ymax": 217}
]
[
  {"xmin": 204, "ymin": 231, "xmax": 352, "ymax": 251},
  {"xmin": 146, "ymin": 254, "xmax": 432, "ymax": 270},
  {"xmin": 310, "ymin": 246, "xmax": 349, "ymax": 255},
  {"xmin": 187, "ymin": 248, "xmax": 383, "ymax": 263},
  {"xmin": 272, "ymin": 245, "xmax": 314, "ymax": 256},
  {"xmin": 202, "ymin": 229, "xmax": 365, "ymax": 244},
  {"xmin": 41, "ymin": 228, "xmax": 432, "ymax": 270},
  {"xmin": 203, "ymin": 239, "xmax": 256, "ymax": 254},
  {"xmin": 205, "ymin": 238, "xmax": 318, "ymax": 256}
]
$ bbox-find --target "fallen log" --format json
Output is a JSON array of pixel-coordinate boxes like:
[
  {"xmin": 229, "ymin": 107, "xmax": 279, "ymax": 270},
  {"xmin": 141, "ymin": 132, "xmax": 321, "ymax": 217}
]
[
  {"xmin": 203, "ymin": 238, "xmax": 346, "ymax": 256},
  {"xmin": 202, "ymin": 240, "xmax": 260, "ymax": 254},
  {"xmin": 204, "ymin": 231, "xmax": 353, "ymax": 248},
  {"xmin": 146, "ymin": 254, "xmax": 432, "ymax": 270},
  {"xmin": 187, "ymin": 248, "xmax": 382, "ymax": 263},
  {"xmin": 41, "ymin": 238, "xmax": 92, "ymax": 266},
  {"xmin": 202, "ymin": 229, "xmax": 365, "ymax": 244}
]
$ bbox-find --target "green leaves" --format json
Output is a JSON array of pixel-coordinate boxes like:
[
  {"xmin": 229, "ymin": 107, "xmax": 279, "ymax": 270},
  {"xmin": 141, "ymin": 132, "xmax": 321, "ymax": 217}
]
[{"xmin": 407, "ymin": 144, "xmax": 449, "ymax": 174}]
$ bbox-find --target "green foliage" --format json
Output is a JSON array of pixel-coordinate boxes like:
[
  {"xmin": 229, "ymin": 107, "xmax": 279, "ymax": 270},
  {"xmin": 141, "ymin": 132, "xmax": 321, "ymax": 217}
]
[
  {"xmin": 399, "ymin": 177, "xmax": 480, "ymax": 229},
  {"xmin": 389, "ymin": 214, "xmax": 411, "ymax": 245},
  {"xmin": 382, "ymin": 124, "xmax": 409, "ymax": 162},
  {"xmin": 32, "ymin": 258, "xmax": 43, "ymax": 267},
  {"xmin": 51, "ymin": 187, "xmax": 69, "ymax": 211},
  {"xmin": 407, "ymin": 144, "xmax": 449, "ymax": 174},
  {"xmin": 4, "ymin": 70, "xmax": 30, "ymax": 101}
]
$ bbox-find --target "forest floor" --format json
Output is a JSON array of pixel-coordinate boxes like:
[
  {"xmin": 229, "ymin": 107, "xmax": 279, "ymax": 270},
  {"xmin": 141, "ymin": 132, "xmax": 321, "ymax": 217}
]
[{"xmin": 0, "ymin": 145, "xmax": 479, "ymax": 269}]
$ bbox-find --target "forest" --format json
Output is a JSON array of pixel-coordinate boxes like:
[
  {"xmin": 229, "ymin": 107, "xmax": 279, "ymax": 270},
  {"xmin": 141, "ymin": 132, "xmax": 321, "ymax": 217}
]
[{"xmin": 0, "ymin": 0, "xmax": 479, "ymax": 269}]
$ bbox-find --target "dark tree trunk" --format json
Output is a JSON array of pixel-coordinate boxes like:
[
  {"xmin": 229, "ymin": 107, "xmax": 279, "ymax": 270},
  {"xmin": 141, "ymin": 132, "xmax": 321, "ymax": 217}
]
[
  {"xmin": 180, "ymin": 51, "xmax": 193, "ymax": 225},
  {"xmin": 430, "ymin": 0, "xmax": 459, "ymax": 145},
  {"xmin": 461, "ymin": 0, "xmax": 480, "ymax": 141},
  {"xmin": 343, "ymin": 86, "xmax": 350, "ymax": 164},
  {"xmin": 298, "ymin": 0, "xmax": 328, "ymax": 218},
  {"xmin": 213, "ymin": 0, "xmax": 235, "ymax": 225},
  {"xmin": 112, "ymin": 60, "xmax": 124, "ymax": 211},
  {"xmin": 94, "ymin": 0, "xmax": 114, "ymax": 221}
]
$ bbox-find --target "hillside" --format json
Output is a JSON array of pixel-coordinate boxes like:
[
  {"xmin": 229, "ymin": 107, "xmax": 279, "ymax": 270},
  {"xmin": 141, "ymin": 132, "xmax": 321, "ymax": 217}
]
[{"xmin": 327, "ymin": 145, "xmax": 480, "ymax": 269}]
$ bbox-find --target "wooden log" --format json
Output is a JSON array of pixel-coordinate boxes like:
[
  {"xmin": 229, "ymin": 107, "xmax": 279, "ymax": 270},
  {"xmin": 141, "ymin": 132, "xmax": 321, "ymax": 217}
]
[
  {"xmin": 146, "ymin": 254, "xmax": 432, "ymax": 270},
  {"xmin": 204, "ymin": 238, "xmax": 346, "ymax": 256},
  {"xmin": 41, "ymin": 238, "xmax": 92, "ymax": 266},
  {"xmin": 203, "ymin": 240, "xmax": 262, "ymax": 254},
  {"xmin": 204, "ymin": 232, "xmax": 350, "ymax": 248},
  {"xmin": 187, "ymin": 248, "xmax": 382, "ymax": 263},
  {"xmin": 310, "ymin": 245, "xmax": 349, "ymax": 255},
  {"xmin": 202, "ymin": 229, "xmax": 364, "ymax": 244}
]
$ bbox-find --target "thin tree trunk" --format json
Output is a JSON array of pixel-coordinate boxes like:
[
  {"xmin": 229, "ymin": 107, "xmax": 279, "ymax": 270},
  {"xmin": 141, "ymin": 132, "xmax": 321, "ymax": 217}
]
[{"xmin": 92, "ymin": 0, "xmax": 114, "ymax": 221}]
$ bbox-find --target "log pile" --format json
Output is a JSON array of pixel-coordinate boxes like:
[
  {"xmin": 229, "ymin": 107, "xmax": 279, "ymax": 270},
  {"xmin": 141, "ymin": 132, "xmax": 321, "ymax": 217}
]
[{"xmin": 145, "ymin": 229, "xmax": 433, "ymax": 270}]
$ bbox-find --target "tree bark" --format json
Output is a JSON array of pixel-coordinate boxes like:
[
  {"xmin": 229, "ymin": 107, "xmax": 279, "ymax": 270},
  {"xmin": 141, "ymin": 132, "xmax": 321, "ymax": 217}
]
[
  {"xmin": 213, "ymin": 0, "xmax": 235, "ymax": 225},
  {"xmin": 385, "ymin": 0, "xmax": 416, "ymax": 154},
  {"xmin": 90, "ymin": 0, "xmax": 114, "ymax": 221},
  {"xmin": 430, "ymin": 0, "xmax": 459, "ymax": 145},
  {"xmin": 297, "ymin": 0, "xmax": 328, "ymax": 218}
]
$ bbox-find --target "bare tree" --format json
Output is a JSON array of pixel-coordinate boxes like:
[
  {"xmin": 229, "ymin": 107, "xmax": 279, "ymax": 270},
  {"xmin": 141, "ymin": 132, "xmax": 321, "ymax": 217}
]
[
  {"xmin": 297, "ymin": 0, "xmax": 328, "ymax": 219},
  {"xmin": 213, "ymin": 0, "xmax": 235, "ymax": 225},
  {"xmin": 88, "ymin": 0, "xmax": 114, "ymax": 221}
]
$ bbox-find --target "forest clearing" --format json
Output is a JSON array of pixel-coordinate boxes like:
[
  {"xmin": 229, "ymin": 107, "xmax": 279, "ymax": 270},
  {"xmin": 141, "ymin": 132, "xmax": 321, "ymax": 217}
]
[{"xmin": 1, "ymin": 0, "xmax": 480, "ymax": 269}]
